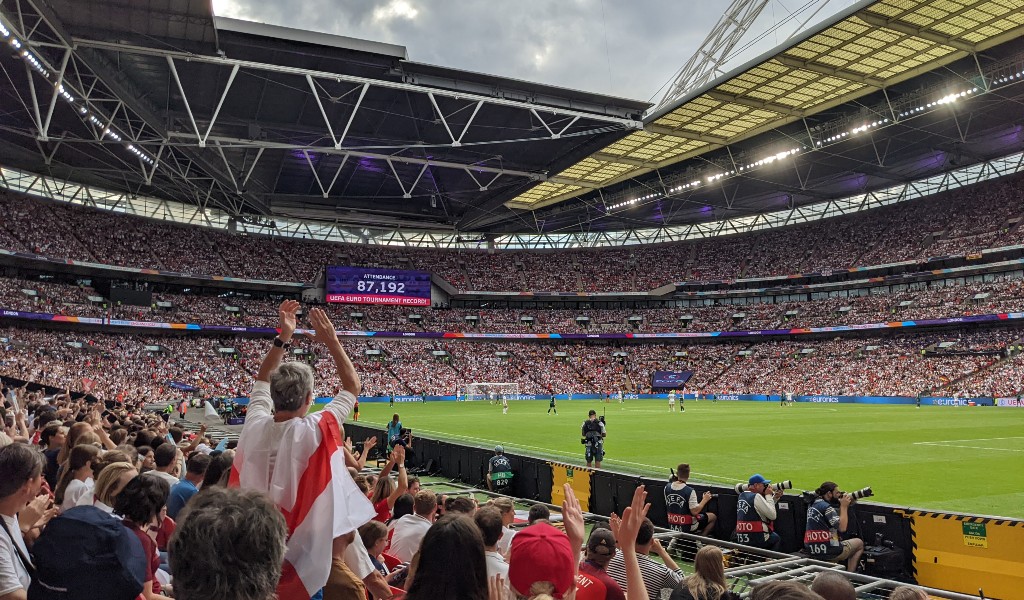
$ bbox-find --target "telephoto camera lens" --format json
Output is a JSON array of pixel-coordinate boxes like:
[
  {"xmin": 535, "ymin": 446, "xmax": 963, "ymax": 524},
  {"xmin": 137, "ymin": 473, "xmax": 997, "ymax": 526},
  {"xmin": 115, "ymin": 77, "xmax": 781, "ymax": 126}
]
[
  {"xmin": 772, "ymin": 480, "xmax": 793, "ymax": 492},
  {"xmin": 849, "ymin": 487, "xmax": 873, "ymax": 500}
]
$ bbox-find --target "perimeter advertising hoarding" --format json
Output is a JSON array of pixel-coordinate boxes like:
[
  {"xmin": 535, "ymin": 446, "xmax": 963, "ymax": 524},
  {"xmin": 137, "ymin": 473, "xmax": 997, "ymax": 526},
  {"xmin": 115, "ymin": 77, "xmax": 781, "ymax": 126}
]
[{"xmin": 325, "ymin": 266, "xmax": 431, "ymax": 306}]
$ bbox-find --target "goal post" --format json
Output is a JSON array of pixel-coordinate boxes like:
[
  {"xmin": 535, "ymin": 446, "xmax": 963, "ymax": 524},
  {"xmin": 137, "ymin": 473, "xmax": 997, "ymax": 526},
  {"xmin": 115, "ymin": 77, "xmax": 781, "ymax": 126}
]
[{"xmin": 462, "ymin": 382, "xmax": 521, "ymax": 402}]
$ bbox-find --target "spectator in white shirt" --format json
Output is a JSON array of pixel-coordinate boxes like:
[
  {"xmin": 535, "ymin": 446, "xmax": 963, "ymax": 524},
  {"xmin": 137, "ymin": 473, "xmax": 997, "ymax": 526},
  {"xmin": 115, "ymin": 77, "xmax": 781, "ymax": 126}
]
[
  {"xmin": 144, "ymin": 444, "xmax": 180, "ymax": 488},
  {"xmin": 388, "ymin": 490, "xmax": 437, "ymax": 562},
  {"xmin": 0, "ymin": 443, "xmax": 53, "ymax": 599},
  {"xmin": 474, "ymin": 506, "xmax": 509, "ymax": 579},
  {"xmin": 491, "ymin": 496, "xmax": 517, "ymax": 556},
  {"xmin": 54, "ymin": 444, "xmax": 99, "ymax": 512}
]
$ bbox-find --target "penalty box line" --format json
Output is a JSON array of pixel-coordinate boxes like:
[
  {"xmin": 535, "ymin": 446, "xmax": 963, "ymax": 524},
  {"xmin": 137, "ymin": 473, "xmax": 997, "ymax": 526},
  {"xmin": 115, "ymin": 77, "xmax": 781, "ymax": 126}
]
[{"xmin": 914, "ymin": 436, "xmax": 1024, "ymax": 452}]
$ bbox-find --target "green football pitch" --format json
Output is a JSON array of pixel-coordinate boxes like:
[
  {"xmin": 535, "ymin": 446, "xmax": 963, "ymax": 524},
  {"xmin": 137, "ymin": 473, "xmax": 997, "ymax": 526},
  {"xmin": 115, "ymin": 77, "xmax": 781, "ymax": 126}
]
[{"xmin": 337, "ymin": 399, "xmax": 1024, "ymax": 519}]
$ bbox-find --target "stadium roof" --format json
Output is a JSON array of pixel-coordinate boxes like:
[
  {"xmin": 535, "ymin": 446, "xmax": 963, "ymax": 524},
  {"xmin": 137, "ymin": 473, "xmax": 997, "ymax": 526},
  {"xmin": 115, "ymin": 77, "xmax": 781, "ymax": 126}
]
[
  {"xmin": 0, "ymin": 0, "xmax": 1023, "ymax": 244},
  {"xmin": 505, "ymin": 0, "xmax": 1024, "ymax": 211},
  {"xmin": 0, "ymin": 0, "xmax": 647, "ymax": 230}
]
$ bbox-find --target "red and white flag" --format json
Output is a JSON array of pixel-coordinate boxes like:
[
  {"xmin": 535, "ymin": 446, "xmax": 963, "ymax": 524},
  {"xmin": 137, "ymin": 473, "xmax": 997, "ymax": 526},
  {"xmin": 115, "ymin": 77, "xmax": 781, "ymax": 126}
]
[{"xmin": 231, "ymin": 407, "xmax": 375, "ymax": 599}]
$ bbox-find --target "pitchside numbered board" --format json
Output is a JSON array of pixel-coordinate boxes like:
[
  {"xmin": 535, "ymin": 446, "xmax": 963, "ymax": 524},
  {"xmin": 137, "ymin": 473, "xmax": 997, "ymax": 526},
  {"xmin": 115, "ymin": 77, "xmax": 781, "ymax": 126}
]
[{"xmin": 325, "ymin": 266, "xmax": 432, "ymax": 306}]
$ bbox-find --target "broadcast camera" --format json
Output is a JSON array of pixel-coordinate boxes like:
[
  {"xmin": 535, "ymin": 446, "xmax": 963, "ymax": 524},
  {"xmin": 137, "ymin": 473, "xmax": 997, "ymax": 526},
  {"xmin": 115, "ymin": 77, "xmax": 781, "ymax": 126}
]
[{"xmin": 734, "ymin": 480, "xmax": 792, "ymax": 494}]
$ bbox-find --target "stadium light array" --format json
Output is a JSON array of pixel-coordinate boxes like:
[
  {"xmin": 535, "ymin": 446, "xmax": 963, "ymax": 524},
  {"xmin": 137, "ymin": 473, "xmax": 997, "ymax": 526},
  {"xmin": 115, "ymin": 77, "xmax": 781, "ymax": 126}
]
[
  {"xmin": 992, "ymin": 72, "xmax": 1024, "ymax": 86},
  {"xmin": 894, "ymin": 88, "xmax": 978, "ymax": 119},
  {"xmin": 2, "ymin": 29, "xmax": 157, "ymax": 166},
  {"xmin": 816, "ymin": 121, "xmax": 889, "ymax": 146},
  {"xmin": 607, "ymin": 146, "xmax": 806, "ymax": 212},
  {"xmin": 607, "ymin": 191, "xmax": 661, "ymax": 210},
  {"xmin": 737, "ymin": 148, "xmax": 801, "ymax": 171}
]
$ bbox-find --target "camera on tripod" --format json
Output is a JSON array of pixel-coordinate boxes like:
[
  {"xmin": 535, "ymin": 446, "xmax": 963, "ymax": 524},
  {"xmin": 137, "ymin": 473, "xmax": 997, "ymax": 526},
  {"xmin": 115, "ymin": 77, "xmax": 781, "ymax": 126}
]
[{"xmin": 735, "ymin": 480, "xmax": 792, "ymax": 494}]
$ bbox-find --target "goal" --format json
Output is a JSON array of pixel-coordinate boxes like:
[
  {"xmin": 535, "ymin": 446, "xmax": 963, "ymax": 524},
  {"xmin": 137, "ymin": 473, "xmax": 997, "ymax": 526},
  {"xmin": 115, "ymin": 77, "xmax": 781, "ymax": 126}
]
[{"xmin": 463, "ymin": 382, "xmax": 521, "ymax": 403}]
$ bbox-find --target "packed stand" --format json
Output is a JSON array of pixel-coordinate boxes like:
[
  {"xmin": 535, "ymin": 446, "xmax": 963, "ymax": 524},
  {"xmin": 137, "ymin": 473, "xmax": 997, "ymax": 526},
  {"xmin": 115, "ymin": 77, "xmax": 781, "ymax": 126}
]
[{"xmin": 1, "ymin": 175, "xmax": 1023, "ymax": 292}]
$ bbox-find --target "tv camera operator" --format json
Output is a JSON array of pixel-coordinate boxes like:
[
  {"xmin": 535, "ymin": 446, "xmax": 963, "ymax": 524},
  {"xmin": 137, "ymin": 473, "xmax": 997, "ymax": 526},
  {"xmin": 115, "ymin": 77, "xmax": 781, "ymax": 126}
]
[
  {"xmin": 581, "ymin": 409, "xmax": 606, "ymax": 468},
  {"xmin": 804, "ymin": 481, "xmax": 865, "ymax": 571}
]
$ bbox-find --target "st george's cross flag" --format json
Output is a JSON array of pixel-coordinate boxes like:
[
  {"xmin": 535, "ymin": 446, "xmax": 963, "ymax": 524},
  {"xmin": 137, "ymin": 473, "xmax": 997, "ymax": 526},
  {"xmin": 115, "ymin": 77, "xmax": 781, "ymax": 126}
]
[{"xmin": 231, "ymin": 381, "xmax": 376, "ymax": 599}]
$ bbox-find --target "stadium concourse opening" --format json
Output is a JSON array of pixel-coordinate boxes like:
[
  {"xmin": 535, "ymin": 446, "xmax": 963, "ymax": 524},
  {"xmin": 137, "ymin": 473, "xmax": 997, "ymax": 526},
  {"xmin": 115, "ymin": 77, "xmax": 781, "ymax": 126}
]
[{"xmin": 2, "ymin": 0, "xmax": 1024, "ymax": 599}]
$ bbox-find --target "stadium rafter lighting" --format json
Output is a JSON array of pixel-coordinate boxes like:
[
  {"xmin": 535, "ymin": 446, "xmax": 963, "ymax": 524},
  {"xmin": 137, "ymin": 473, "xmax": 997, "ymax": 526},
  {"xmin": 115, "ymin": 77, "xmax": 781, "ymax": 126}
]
[
  {"xmin": 894, "ymin": 88, "xmax": 978, "ymax": 119},
  {"xmin": 3, "ymin": 24, "xmax": 158, "ymax": 167},
  {"xmin": 816, "ymin": 121, "xmax": 890, "ymax": 146},
  {"xmin": 607, "ymin": 191, "xmax": 661, "ymax": 211},
  {"xmin": 737, "ymin": 148, "xmax": 801, "ymax": 171}
]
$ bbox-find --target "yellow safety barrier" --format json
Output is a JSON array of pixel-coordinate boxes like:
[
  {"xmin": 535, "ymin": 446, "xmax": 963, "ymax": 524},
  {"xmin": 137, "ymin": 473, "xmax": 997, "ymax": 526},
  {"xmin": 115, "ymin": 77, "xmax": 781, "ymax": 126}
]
[
  {"xmin": 549, "ymin": 461, "xmax": 594, "ymax": 512},
  {"xmin": 896, "ymin": 509, "xmax": 1024, "ymax": 599}
]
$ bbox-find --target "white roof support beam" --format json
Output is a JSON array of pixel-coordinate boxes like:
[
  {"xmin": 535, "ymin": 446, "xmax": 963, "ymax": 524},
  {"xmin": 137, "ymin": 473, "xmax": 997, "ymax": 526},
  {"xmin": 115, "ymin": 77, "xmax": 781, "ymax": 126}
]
[
  {"xmin": 214, "ymin": 143, "xmax": 240, "ymax": 194},
  {"xmin": 302, "ymin": 151, "xmax": 350, "ymax": 199},
  {"xmin": 166, "ymin": 56, "xmax": 202, "ymax": 147},
  {"xmin": 386, "ymin": 159, "xmax": 430, "ymax": 199},
  {"xmin": 241, "ymin": 147, "xmax": 264, "ymax": 187},
  {"xmin": 203, "ymin": 64, "xmax": 239, "ymax": 147},
  {"xmin": 73, "ymin": 38, "xmax": 642, "ymax": 130},
  {"xmin": 307, "ymin": 76, "xmax": 370, "ymax": 150},
  {"xmin": 39, "ymin": 47, "xmax": 71, "ymax": 141},
  {"xmin": 166, "ymin": 131, "xmax": 545, "ymax": 180},
  {"xmin": 463, "ymin": 168, "xmax": 502, "ymax": 192}
]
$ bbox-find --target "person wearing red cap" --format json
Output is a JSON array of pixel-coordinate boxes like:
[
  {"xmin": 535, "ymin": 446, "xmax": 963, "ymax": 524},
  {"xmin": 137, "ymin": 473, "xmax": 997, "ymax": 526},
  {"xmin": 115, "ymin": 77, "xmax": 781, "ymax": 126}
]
[
  {"xmin": 508, "ymin": 484, "xmax": 652, "ymax": 600},
  {"xmin": 508, "ymin": 521, "xmax": 578, "ymax": 599}
]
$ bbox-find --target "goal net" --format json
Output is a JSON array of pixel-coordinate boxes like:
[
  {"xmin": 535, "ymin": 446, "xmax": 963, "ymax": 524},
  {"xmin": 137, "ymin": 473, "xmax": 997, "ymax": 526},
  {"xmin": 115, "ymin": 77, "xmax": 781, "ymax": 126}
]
[{"xmin": 463, "ymin": 382, "xmax": 521, "ymax": 402}]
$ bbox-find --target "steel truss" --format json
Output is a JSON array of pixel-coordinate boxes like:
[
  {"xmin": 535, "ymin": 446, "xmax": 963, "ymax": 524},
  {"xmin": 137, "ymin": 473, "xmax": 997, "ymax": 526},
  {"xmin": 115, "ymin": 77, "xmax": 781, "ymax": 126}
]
[
  {"xmin": 0, "ymin": 0, "xmax": 641, "ymax": 220},
  {"xmin": 0, "ymin": 0, "xmax": 266, "ymax": 217},
  {"xmin": 4, "ymin": 149, "xmax": 1023, "ymax": 252}
]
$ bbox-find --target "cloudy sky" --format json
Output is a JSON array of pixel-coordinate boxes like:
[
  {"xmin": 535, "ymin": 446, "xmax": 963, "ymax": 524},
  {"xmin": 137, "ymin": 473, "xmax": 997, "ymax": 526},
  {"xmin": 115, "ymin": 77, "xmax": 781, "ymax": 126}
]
[{"xmin": 212, "ymin": 0, "xmax": 859, "ymax": 103}]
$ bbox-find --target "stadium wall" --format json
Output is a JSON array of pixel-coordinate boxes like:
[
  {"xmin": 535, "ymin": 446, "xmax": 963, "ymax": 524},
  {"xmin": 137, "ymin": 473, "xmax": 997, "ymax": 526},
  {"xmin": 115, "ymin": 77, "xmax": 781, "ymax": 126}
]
[{"xmin": 342, "ymin": 423, "xmax": 1024, "ymax": 597}]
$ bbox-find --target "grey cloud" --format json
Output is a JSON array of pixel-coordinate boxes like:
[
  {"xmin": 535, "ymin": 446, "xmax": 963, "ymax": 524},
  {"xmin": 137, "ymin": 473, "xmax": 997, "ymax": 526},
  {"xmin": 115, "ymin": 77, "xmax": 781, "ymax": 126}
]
[
  {"xmin": 215, "ymin": 0, "xmax": 724, "ymax": 100},
  {"xmin": 213, "ymin": 0, "xmax": 858, "ymax": 102}
]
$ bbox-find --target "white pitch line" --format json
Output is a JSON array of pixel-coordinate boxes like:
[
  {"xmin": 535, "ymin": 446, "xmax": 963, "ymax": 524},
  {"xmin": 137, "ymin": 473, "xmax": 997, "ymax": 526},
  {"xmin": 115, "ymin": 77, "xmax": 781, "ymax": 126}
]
[
  {"xmin": 914, "ymin": 436, "xmax": 1024, "ymax": 444},
  {"xmin": 914, "ymin": 442, "xmax": 1024, "ymax": 452}
]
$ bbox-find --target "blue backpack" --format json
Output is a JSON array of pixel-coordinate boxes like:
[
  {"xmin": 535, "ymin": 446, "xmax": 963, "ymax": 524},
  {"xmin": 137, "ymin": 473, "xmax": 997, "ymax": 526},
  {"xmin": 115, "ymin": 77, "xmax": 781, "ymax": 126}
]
[{"xmin": 29, "ymin": 506, "xmax": 147, "ymax": 600}]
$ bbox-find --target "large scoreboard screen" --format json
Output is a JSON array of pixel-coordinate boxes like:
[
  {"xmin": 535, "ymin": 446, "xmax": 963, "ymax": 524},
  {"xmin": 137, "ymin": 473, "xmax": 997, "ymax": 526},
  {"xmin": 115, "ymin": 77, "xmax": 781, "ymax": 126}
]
[
  {"xmin": 650, "ymin": 370, "xmax": 693, "ymax": 389},
  {"xmin": 325, "ymin": 266, "xmax": 432, "ymax": 306}
]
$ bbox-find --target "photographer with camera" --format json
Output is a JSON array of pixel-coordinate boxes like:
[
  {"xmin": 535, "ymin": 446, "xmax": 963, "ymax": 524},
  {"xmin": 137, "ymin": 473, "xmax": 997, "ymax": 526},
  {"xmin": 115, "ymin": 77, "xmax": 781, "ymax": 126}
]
[
  {"xmin": 386, "ymin": 414, "xmax": 403, "ymax": 452},
  {"xmin": 665, "ymin": 463, "xmax": 716, "ymax": 536},
  {"xmin": 804, "ymin": 482, "xmax": 864, "ymax": 572},
  {"xmin": 582, "ymin": 409, "xmax": 606, "ymax": 468},
  {"xmin": 735, "ymin": 474, "xmax": 782, "ymax": 550}
]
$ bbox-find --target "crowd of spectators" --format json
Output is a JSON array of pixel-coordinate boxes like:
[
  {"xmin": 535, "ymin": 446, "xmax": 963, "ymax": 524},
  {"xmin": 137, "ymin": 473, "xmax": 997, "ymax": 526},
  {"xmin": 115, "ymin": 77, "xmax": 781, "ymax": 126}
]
[
  {"xmin": 3, "ymin": 174, "xmax": 1024, "ymax": 291},
  {"xmin": 4, "ymin": 323, "xmax": 1023, "ymax": 400},
  {"xmin": 0, "ymin": 320, "xmax": 951, "ymax": 600},
  {"xmin": 6, "ymin": 272, "xmax": 1024, "ymax": 337}
]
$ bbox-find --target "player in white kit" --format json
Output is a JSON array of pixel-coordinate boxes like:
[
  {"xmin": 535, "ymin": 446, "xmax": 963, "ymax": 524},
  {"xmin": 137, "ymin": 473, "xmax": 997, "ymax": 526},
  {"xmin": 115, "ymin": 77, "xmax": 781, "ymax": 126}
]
[{"xmin": 668, "ymin": 389, "xmax": 676, "ymax": 411}]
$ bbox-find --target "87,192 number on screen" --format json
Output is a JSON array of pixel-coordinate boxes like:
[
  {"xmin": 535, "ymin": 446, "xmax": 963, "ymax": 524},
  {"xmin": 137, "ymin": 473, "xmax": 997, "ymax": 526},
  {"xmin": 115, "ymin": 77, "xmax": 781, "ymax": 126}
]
[{"xmin": 356, "ymin": 281, "xmax": 406, "ymax": 293}]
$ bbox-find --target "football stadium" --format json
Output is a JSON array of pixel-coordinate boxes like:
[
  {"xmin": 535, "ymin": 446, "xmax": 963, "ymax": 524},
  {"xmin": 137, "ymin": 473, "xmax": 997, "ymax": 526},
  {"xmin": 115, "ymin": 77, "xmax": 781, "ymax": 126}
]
[{"xmin": 2, "ymin": 0, "xmax": 1024, "ymax": 598}]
